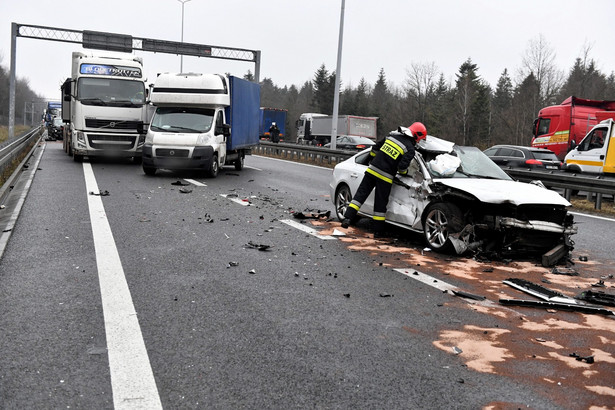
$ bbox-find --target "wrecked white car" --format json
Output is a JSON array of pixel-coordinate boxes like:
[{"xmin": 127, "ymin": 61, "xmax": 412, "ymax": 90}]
[{"xmin": 330, "ymin": 136, "xmax": 577, "ymax": 259}]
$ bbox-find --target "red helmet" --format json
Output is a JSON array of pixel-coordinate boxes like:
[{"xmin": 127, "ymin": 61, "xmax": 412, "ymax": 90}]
[{"xmin": 409, "ymin": 122, "xmax": 427, "ymax": 142}]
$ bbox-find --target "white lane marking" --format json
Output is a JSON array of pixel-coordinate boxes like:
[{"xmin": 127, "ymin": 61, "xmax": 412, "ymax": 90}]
[
  {"xmin": 183, "ymin": 178, "xmax": 206, "ymax": 187},
  {"xmin": 280, "ymin": 219, "xmax": 336, "ymax": 240},
  {"xmin": 394, "ymin": 268, "xmax": 500, "ymax": 308},
  {"xmin": 219, "ymin": 194, "xmax": 251, "ymax": 206},
  {"xmin": 244, "ymin": 165, "xmax": 262, "ymax": 171},
  {"xmin": 83, "ymin": 163, "xmax": 162, "ymax": 410},
  {"xmin": 570, "ymin": 211, "xmax": 615, "ymax": 222}
]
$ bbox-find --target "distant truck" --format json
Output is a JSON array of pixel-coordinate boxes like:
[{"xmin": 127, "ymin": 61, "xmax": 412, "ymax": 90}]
[
  {"xmin": 259, "ymin": 107, "xmax": 287, "ymax": 141},
  {"xmin": 531, "ymin": 96, "xmax": 615, "ymax": 160},
  {"xmin": 142, "ymin": 73, "xmax": 260, "ymax": 177},
  {"xmin": 61, "ymin": 52, "xmax": 150, "ymax": 162},
  {"xmin": 45, "ymin": 101, "xmax": 62, "ymax": 126},
  {"xmin": 564, "ymin": 118, "xmax": 615, "ymax": 174},
  {"xmin": 296, "ymin": 113, "xmax": 378, "ymax": 146}
]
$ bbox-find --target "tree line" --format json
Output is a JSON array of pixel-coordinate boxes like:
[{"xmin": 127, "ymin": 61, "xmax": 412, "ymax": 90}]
[
  {"xmin": 254, "ymin": 35, "xmax": 615, "ymax": 148},
  {"xmin": 0, "ymin": 56, "xmax": 44, "ymax": 127}
]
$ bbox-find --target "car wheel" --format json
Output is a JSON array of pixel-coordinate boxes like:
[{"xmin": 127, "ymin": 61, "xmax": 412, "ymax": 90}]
[
  {"xmin": 207, "ymin": 154, "xmax": 219, "ymax": 178},
  {"xmin": 234, "ymin": 154, "xmax": 244, "ymax": 171},
  {"xmin": 423, "ymin": 202, "xmax": 465, "ymax": 253},
  {"xmin": 334, "ymin": 184, "xmax": 352, "ymax": 221},
  {"xmin": 143, "ymin": 166, "xmax": 156, "ymax": 176}
]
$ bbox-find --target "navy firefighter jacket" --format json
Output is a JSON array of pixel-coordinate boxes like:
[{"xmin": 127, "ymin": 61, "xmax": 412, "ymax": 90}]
[{"xmin": 366, "ymin": 130, "xmax": 416, "ymax": 184}]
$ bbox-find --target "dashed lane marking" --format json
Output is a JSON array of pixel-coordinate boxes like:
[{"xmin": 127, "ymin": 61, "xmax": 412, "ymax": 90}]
[
  {"xmin": 280, "ymin": 219, "xmax": 336, "ymax": 240},
  {"xmin": 83, "ymin": 163, "xmax": 162, "ymax": 409},
  {"xmin": 219, "ymin": 193, "xmax": 251, "ymax": 206},
  {"xmin": 184, "ymin": 178, "xmax": 206, "ymax": 187}
]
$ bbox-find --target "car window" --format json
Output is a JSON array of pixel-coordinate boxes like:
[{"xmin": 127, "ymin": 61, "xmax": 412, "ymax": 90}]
[
  {"xmin": 510, "ymin": 149, "xmax": 524, "ymax": 158},
  {"xmin": 532, "ymin": 151, "xmax": 558, "ymax": 160},
  {"xmin": 498, "ymin": 148, "xmax": 515, "ymax": 157},
  {"xmin": 431, "ymin": 146, "xmax": 512, "ymax": 180},
  {"xmin": 484, "ymin": 148, "xmax": 498, "ymax": 156},
  {"xmin": 354, "ymin": 151, "xmax": 371, "ymax": 166}
]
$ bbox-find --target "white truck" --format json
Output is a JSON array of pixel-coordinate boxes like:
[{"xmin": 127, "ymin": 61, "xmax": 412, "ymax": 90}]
[
  {"xmin": 142, "ymin": 73, "xmax": 261, "ymax": 177},
  {"xmin": 61, "ymin": 52, "xmax": 150, "ymax": 162},
  {"xmin": 564, "ymin": 118, "xmax": 615, "ymax": 174},
  {"xmin": 296, "ymin": 113, "xmax": 378, "ymax": 145}
]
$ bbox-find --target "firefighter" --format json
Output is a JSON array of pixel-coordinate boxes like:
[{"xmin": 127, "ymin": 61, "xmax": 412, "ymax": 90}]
[
  {"xmin": 269, "ymin": 122, "xmax": 281, "ymax": 143},
  {"xmin": 341, "ymin": 122, "xmax": 427, "ymax": 237}
]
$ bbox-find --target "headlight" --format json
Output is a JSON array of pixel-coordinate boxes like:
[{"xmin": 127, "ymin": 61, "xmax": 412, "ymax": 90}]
[
  {"xmin": 144, "ymin": 132, "xmax": 153, "ymax": 144},
  {"xmin": 75, "ymin": 131, "xmax": 86, "ymax": 147},
  {"xmin": 196, "ymin": 134, "xmax": 212, "ymax": 146}
]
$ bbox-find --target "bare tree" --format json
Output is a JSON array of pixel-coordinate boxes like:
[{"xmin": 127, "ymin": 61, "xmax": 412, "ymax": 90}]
[
  {"xmin": 519, "ymin": 34, "xmax": 564, "ymax": 107},
  {"xmin": 404, "ymin": 62, "xmax": 440, "ymax": 123}
]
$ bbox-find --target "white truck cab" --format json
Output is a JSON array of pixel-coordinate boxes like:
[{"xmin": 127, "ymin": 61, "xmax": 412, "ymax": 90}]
[
  {"xmin": 143, "ymin": 73, "xmax": 231, "ymax": 177},
  {"xmin": 564, "ymin": 119, "xmax": 615, "ymax": 174}
]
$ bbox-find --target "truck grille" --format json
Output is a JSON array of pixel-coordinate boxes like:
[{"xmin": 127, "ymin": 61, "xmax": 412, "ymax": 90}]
[
  {"xmin": 85, "ymin": 119, "xmax": 140, "ymax": 130},
  {"xmin": 88, "ymin": 134, "xmax": 136, "ymax": 150},
  {"xmin": 156, "ymin": 148, "xmax": 190, "ymax": 158}
]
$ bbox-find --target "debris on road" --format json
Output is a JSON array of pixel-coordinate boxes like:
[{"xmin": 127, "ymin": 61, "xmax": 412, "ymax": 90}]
[
  {"xmin": 551, "ymin": 267, "xmax": 579, "ymax": 276},
  {"xmin": 89, "ymin": 190, "xmax": 109, "ymax": 196},
  {"xmin": 569, "ymin": 353, "xmax": 595, "ymax": 364},
  {"xmin": 503, "ymin": 278, "xmax": 577, "ymax": 304},
  {"xmin": 171, "ymin": 180, "xmax": 190, "ymax": 186},
  {"xmin": 576, "ymin": 290, "xmax": 615, "ymax": 307},
  {"xmin": 499, "ymin": 298, "xmax": 615, "ymax": 316},
  {"xmin": 292, "ymin": 210, "xmax": 331, "ymax": 220},
  {"xmin": 379, "ymin": 293, "xmax": 393, "ymax": 298},
  {"xmin": 227, "ymin": 261, "xmax": 239, "ymax": 268},
  {"xmin": 451, "ymin": 290, "xmax": 486, "ymax": 301},
  {"xmin": 245, "ymin": 241, "xmax": 271, "ymax": 251},
  {"xmin": 248, "ymin": 269, "xmax": 256, "ymax": 274},
  {"xmin": 179, "ymin": 187, "xmax": 192, "ymax": 194}
]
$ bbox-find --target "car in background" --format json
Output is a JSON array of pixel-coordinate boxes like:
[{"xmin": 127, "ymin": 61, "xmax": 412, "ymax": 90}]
[
  {"xmin": 484, "ymin": 144, "xmax": 562, "ymax": 170},
  {"xmin": 324, "ymin": 136, "xmax": 376, "ymax": 151},
  {"xmin": 330, "ymin": 136, "xmax": 576, "ymax": 258},
  {"xmin": 46, "ymin": 117, "xmax": 64, "ymax": 141}
]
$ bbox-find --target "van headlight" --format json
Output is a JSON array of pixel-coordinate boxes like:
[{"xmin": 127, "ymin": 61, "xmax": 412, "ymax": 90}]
[
  {"xmin": 196, "ymin": 134, "xmax": 212, "ymax": 146},
  {"xmin": 145, "ymin": 132, "xmax": 153, "ymax": 144}
]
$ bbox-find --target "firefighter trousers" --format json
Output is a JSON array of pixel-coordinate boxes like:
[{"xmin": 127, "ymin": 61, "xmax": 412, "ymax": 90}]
[{"xmin": 343, "ymin": 172, "xmax": 392, "ymax": 232}]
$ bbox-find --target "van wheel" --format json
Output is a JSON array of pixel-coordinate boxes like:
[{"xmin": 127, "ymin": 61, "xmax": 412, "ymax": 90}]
[
  {"xmin": 143, "ymin": 166, "xmax": 156, "ymax": 176},
  {"xmin": 207, "ymin": 154, "xmax": 219, "ymax": 178},
  {"xmin": 234, "ymin": 155, "xmax": 244, "ymax": 171}
]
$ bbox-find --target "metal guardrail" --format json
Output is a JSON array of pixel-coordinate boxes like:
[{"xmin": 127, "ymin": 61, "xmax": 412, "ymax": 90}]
[
  {"xmin": 505, "ymin": 168, "xmax": 615, "ymax": 209},
  {"xmin": 253, "ymin": 141, "xmax": 355, "ymax": 167},
  {"xmin": 0, "ymin": 126, "xmax": 43, "ymax": 202},
  {"xmin": 255, "ymin": 141, "xmax": 615, "ymax": 210}
]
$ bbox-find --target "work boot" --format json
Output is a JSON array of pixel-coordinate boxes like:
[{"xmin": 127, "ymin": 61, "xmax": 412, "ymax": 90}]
[{"xmin": 341, "ymin": 218, "xmax": 352, "ymax": 229}]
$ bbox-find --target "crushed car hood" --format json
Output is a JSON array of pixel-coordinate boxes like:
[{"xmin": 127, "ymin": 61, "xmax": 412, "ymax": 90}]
[{"xmin": 435, "ymin": 179, "xmax": 571, "ymax": 207}]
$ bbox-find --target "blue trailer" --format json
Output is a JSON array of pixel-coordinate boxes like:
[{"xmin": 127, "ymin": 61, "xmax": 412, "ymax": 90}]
[{"xmin": 259, "ymin": 107, "xmax": 287, "ymax": 141}]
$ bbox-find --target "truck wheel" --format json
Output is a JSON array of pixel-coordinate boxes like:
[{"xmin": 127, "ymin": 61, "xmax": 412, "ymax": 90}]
[
  {"xmin": 422, "ymin": 202, "xmax": 465, "ymax": 253},
  {"xmin": 143, "ymin": 166, "xmax": 156, "ymax": 176},
  {"xmin": 234, "ymin": 155, "xmax": 244, "ymax": 171},
  {"xmin": 207, "ymin": 154, "xmax": 219, "ymax": 178},
  {"xmin": 73, "ymin": 153, "xmax": 83, "ymax": 163}
]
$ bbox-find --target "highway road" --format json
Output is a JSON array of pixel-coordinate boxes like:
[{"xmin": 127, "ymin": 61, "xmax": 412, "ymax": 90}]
[{"xmin": 0, "ymin": 141, "xmax": 614, "ymax": 409}]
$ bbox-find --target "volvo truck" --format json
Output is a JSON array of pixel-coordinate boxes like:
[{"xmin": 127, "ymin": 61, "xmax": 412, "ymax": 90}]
[{"xmin": 61, "ymin": 52, "xmax": 149, "ymax": 162}]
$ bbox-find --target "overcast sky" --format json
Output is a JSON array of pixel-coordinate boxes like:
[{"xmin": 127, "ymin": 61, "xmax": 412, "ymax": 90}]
[{"xmin": 1, "ymin": 0, "xmax": 614, "ymax": 101}]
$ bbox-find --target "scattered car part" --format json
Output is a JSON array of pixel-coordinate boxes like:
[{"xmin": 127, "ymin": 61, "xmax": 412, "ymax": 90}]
[
  {"xmin": 551, "ymin": 267, "xmax": 579, "ymax": 276},
  {"xmin": 576, "ymin": 290, "xmax": 615, "ymax": 307},
  {"xmin": 451, "ymin": 290, "xmax": 486, "ymax": 301},
  {"xmin": 498, "ymin": 299, "xmax": 614, "ymax": 316},
  {"xmin": 569, "ymin": 353, "xmax": 595, "ymax": 364},
  {"xmin": 503, "ymin": 278, "xmax": 578, "ymax": 304}
]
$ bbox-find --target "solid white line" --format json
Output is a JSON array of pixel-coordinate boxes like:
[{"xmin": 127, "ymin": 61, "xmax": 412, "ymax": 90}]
[
  {"xmin": 183, "ymin": 178, "xmax": 206, "ymax": 187},
  {"xmin": 83, "ymin": 163, "xmax": 162, "ymax": 409},
  {"xmin": 570, "ymin": 211, "xmax": 615, "ymax": 222},
  {"xmin": 280, "ymin": 219, "xmax": 336, "ymax": 240}
]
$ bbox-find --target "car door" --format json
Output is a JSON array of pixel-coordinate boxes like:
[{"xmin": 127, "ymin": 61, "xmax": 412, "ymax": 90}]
[
  {"xmin": 568, "ymin": 125, "xmax": 610, "ymax": 172},
  {"xmin": 386, "ymin": 156, "xmax": 429, "ymax": 230}
]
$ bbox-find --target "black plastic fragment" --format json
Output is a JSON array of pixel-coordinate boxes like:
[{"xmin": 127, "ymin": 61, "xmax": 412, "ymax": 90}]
[
  {"xmin": 576, "ymin": 290, "xmax": 615, "ymax": 307},
  {"xmin": 451, "ymin": 290, "xmax": 486, "ymax": 301}
]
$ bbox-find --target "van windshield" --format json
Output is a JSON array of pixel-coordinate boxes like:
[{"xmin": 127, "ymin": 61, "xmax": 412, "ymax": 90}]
[{"xmin": 151, "ymin": 107, "xmax": 215, "ymax": 133}]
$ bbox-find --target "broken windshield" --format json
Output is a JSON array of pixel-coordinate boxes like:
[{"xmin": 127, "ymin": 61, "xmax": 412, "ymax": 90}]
[{"xmin": 428, "ymin": 146, "xmax": 512, "ymax": 180}]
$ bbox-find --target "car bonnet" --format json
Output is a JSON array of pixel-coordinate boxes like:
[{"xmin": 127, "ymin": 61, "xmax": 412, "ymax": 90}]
[{"xmin": 434, "ymin": 178, "xmax": 571, "ymax": 207}]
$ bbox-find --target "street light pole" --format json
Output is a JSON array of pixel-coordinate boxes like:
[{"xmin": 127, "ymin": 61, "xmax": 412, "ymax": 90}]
[
  {"xmin": 178, "ymin": 0, "xmax": 191, "ymax": 73},
  {"xmin": 330, "ymin": 0, "xmax": 345, "ymax": 150}
]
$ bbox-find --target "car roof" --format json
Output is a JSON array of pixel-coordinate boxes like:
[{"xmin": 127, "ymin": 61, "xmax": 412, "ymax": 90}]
[{"xmin": 487, "ymin": 144, "xmax": 553, "ymax": 153}]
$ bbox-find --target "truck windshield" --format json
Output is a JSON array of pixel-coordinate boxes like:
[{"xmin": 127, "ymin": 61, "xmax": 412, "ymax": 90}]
[
  {"xmin": 150, "ymin": 107, "xmax": 215, "ymax": 133},
  {"xmin": 77, "ymin": 77, "xmax": 145, "ymax": 106}
]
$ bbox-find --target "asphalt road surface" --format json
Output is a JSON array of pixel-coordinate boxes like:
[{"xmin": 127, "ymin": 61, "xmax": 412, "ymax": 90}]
[{"xmin": 0, "ymin": 141, "xmax": 613, "ymax": 409}]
